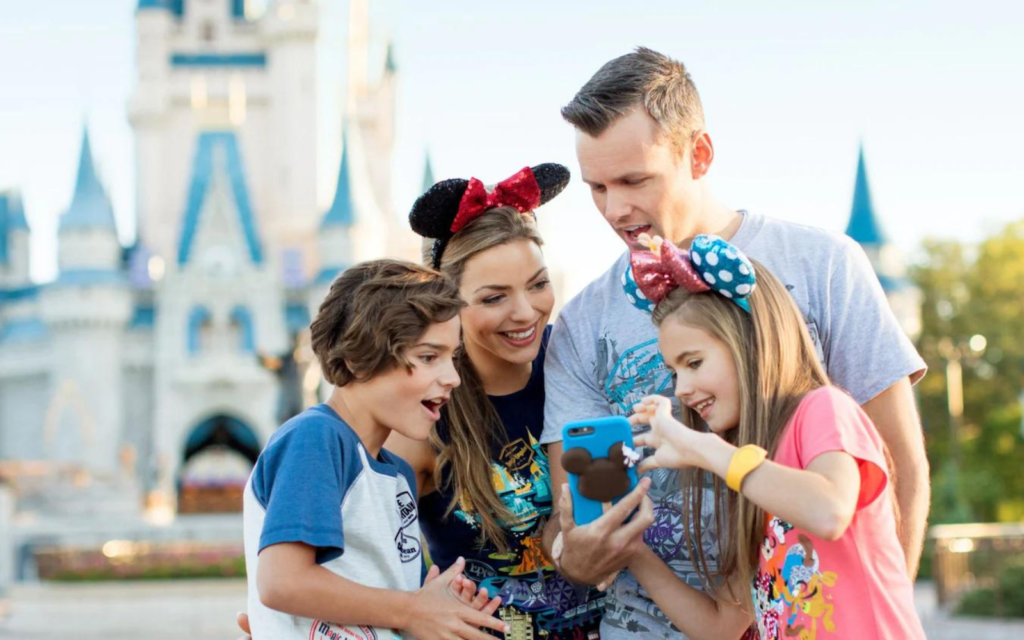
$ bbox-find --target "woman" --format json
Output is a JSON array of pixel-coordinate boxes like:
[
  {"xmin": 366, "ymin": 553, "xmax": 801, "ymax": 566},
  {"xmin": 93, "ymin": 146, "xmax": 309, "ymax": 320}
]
[
  {"xmin": 389, "ymin": 164, "xmax": 605, "ymax": 638},
  {"xmin": 239, "ymin": 165, "xmax": 602, "ymax": 639}
]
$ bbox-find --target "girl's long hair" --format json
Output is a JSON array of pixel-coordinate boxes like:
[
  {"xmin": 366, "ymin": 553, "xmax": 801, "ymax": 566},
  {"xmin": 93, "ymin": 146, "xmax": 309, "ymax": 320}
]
[
  {"xmin": 424, "ymin": 207, "xmax": 545, "ymax": 552},
  {"xmin": 651, "ymin": 259, "xmax": 829, "ymax": 597}
]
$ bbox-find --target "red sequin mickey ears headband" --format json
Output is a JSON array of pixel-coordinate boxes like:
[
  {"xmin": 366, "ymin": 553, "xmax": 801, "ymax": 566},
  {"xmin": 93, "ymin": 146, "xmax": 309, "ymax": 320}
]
[{"xmin": 409, "ymin": 164, "xmax": 570, "ymax": 269}]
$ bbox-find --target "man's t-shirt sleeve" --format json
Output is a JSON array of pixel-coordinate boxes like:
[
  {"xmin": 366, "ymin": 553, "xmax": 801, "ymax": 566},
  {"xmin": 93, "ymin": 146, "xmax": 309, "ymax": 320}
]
[
  {"xmin": 793, "ymin": 387, "xmax": 889, "ymax": 510},
  {"xmin": 541, "ymin": 310, "xmax": 612, "ymax": 445},
  {"xmin": 251, "ymin": 421, "xmax": 346, "ymax": 563},
  {"xmin": 821, "ymin": 237, "xmax": 926, "ymax": 405}
]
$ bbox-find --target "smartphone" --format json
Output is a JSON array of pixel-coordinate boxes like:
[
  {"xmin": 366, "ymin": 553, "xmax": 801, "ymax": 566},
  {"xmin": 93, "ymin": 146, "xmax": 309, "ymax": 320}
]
[{"xmin": 560, "ymin": 416, "xmax": 639, "ymax": 527}]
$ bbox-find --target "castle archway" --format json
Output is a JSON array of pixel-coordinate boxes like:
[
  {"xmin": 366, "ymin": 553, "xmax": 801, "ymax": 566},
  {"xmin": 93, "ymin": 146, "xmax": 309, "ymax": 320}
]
[{"xmin": 178, "ymin": 414, "xmax": 260, "ymax": 513}]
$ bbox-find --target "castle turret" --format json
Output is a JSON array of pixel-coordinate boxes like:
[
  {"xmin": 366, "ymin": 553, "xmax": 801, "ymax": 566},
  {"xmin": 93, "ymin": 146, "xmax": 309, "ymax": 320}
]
[
  {"xmin": 0, "ymin": 190, "xmax": 31, "ymax": 288},
  {"xmin": 421, "ymin": 151, "xmax": 436, "ymax": 194},
  {"xmin": 39, "ymin": 127, "xmax": 131, "ymax": 475},
  {"xmin": 265, "ymin": 0, "xmax": 319, "ymax": 251},
  {"xmin": 844, "ymin": 145, "xmax": 921, "ymax": 339}
]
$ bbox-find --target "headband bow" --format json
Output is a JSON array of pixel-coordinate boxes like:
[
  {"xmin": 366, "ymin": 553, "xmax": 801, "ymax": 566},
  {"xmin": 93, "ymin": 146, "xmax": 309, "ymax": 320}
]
[
  {"xmin": 409, "ymin": 163, "xmax": 570, "ymax": 269},
  {"xmin": 626, "ymin": 234, "xmax": 757, "ymax": 313},
  {"xmin": 452, "ymin": 168, "xmax": 541, "ymax": 233}
]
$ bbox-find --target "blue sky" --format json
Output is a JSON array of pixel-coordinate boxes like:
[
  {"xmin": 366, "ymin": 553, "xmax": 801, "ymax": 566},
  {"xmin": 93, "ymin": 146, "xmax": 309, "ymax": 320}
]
[{"xmin": 1, "ymin": 0, "xmax": 1022, "ymax": 289}]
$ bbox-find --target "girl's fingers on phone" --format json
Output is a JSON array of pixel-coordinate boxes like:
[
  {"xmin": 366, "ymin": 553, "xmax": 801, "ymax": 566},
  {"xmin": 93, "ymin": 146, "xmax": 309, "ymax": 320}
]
[
  {"xmin": 637, "ymin": 456, "xmax": 661, "ymax": 474},
  {"xmin": 632, "ymin": 433, "xmax": 652, "ymax": 448}
]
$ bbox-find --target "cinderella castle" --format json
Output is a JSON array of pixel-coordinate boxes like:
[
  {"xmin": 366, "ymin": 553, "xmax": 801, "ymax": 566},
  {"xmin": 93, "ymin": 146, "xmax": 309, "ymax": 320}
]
[
  {"xmin": 0, "ymin": 0, "xmax": 422, "ymax": 564},
  {"xmin": 0, "ymin": 2, "xmax": 919, "ymax": 583}
]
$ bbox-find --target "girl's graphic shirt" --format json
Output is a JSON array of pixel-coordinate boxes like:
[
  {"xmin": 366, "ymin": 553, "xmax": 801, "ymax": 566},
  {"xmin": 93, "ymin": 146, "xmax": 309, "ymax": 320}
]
[
  {"xmin": 420, "ymin": 326, "xmax": 604, "ymax": 638},
  {"xmin": 752, "ymin": 386, "xmax": 924, "ymax": 640}
]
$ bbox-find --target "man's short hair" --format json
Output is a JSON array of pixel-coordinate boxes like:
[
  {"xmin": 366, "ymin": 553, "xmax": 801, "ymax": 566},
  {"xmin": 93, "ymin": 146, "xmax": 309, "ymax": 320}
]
[
  {"xmin": 310, "ymin": 259, "xmax": 464, "ymax": 387},
  {"xmin": 562, "ymin": 47, "xmax": 705, "ymax": 153}
]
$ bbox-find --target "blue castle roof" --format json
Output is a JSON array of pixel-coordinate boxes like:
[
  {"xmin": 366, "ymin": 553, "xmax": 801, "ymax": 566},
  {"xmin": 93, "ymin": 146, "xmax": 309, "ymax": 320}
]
[
  {"xmin": 385, "ymin": 42, "xmax": 398, "ymax": 74},
  {"xmin": 177, "ymin": 131, "xmax": 264, "ymax": 266},
  {"xmin": 138, "ymin": 0, "xmax": 244, "ymax": 18},
  {"xmin": 421, "ymin": 152, "xmax": 435, "ymax": 194},
  {"xmin": 321, "ymin": 127, "xmax": 356, "ymax": 230},
  {"xmin": 136, "ymin": 0, "xmax": 183, "ymax": 15},
  {"xmin": 60, "ymin": 128, "xmax": 118, "ymax": 233},
  {"xmin": 844, "ymin": 146, "xmax": 887, "ymax": 246}
]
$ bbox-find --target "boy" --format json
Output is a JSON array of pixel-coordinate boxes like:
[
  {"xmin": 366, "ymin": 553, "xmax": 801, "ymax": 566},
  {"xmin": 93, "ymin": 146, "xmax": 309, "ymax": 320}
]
[{"xmin": 244, "ymin": 259, "xmax": 509, "ymax": 639}]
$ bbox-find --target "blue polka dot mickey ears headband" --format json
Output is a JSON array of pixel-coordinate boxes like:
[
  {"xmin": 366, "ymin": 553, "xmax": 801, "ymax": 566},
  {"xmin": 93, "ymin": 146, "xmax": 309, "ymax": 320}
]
[{"xmin": 624, "ymin": 233, "xmax": 757, "ymax": 313}]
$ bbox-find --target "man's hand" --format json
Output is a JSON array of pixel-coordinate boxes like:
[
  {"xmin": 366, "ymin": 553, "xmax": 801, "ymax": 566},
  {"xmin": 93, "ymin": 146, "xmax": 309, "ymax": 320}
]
[{"xmin": 556, "ymin": 476, "xmax": 654, "ymax": 586}]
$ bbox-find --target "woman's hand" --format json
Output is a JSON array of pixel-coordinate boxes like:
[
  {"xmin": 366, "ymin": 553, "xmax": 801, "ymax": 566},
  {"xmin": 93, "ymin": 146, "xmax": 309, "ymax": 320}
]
[{"xmin": 630, "ymin": 395, "xmax": 706, "ymax": 472}]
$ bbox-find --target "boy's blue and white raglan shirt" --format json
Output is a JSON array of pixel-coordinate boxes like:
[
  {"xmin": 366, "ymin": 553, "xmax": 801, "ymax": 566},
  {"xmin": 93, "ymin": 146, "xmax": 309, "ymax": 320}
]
[{"xmin": 243, "ymin": 404, "xmax": 422, "ymax": 640}]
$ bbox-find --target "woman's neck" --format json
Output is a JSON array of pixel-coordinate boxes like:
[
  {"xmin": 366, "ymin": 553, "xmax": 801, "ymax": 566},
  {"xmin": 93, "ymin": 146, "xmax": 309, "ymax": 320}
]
[
  {"xmin": 464, "ymin": 341, "xmax": 533, "ymax": 396},
  {"xmin": 327, "ymin": 387, "xmax": 388, "ymax": 458}
]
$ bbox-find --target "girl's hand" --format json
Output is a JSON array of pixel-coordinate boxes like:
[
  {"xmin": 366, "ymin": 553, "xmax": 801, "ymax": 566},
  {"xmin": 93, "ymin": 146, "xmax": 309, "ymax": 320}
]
[{"xmin": 630, "ymin": 395, "xmax": 704, "ymax": 472}]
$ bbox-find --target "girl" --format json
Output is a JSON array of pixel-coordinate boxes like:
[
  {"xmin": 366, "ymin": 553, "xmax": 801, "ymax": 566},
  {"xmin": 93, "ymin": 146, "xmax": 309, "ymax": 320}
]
[
  {"xmin": 625, "ymin": 234, "xmax": 924, "ymax": 640},
  {"xmin": 388, "ymin": 164, "xmax": 607, "ymax": 638}
]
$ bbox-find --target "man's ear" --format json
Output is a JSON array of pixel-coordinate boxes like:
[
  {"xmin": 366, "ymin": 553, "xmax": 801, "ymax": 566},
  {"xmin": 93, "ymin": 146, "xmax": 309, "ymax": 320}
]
[
  {"xmin": 691, "ymin": 131, "xmax": 714, "ymax": 180},
  {"xmin": 561, "ymin": 448, "xmax": 593, "ymax": 475}
]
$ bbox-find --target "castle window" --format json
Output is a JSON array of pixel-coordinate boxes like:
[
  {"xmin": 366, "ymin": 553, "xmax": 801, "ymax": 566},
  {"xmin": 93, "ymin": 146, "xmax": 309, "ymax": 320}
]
[
  {"xmin": 230, "ymin": 306, "xmax": 255, "ymax": 354},
  {"xmin": 187, "ymin": 306, "xmax": 213, "ymax": 355},
  {"xmin": 201, "ymin": 22, "xmax": 216, "ymax": 43}
]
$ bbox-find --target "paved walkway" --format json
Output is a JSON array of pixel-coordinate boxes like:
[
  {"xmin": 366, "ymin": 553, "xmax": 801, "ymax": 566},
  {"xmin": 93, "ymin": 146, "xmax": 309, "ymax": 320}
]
[
  {"xmin": 1, "ymin": 579, "xmax": 1023, "ymax": 638},
  {"xmin": 0, "ymin": 579, "xmax": 247, "ymax": 640}
]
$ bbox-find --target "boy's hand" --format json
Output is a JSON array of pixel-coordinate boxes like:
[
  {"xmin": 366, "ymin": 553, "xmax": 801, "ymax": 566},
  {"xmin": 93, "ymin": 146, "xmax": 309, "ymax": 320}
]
[
  {"xmin": 406, "ymin": 557, "xmax": 509, "ymax": 640},
  {"xmin": 427, "ymin": 563, "xmax": 502, "ymax": 616},
  {"xmin": 630, "ymin": 395, "xmax": 703, "ymax": 471}
]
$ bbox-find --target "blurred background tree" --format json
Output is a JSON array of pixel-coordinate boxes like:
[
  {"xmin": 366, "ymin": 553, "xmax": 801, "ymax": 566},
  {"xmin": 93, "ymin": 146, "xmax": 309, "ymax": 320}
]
[{"xmin": 913, "ymin": 219, "xmax": 1024, "ymax": 525}]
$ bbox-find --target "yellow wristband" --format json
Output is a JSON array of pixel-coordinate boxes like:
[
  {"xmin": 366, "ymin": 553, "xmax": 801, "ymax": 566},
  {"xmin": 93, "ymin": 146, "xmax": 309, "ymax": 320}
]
[{"xmin": 726, "ymin": 444, "xmax": 768, "ymax": 492}]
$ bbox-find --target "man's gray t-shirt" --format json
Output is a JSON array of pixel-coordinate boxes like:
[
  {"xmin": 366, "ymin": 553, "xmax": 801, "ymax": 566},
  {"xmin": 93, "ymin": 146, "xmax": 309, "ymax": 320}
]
[{"xmin": 541, "ymin": 210, "xmax": 926, "ymax": 639}]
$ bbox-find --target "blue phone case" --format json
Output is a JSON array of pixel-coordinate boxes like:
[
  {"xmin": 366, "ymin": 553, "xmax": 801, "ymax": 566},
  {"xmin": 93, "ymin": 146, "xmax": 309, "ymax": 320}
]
[{"xmin": 561, "ymin": 416, "xmax": 639, "ymax": 527}]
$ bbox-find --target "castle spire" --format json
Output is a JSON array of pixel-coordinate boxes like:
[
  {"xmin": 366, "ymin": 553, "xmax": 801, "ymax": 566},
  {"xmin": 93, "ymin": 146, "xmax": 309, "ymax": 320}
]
[
  {"xmin": 844, "ymin": 145, "xmax": 886, "ymax": 246},
  {"xmin": 60, "ymin": 126, "xmax": 118, "ymax": 233},
  {"xmin": 421, "ymin": 151, "xmax": 435, "ymax": 193},
  {"xmin": 321, "ymin": 126, "xmax": 356, "ymax": 229}
]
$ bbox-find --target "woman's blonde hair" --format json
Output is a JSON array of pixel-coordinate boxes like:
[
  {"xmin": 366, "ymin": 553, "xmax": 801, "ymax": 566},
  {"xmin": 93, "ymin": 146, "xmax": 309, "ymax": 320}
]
[
  {"xmin": 651, "ymin": 259, "xmax": 829, "ymax": 598},
  {"xmin": 424, "ymin": 206, "xmax": 545, "ymax": 552}
]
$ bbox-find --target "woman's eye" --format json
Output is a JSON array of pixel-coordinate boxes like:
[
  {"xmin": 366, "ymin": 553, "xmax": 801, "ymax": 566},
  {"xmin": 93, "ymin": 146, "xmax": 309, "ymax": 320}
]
[
  {"xmin": 687, "ymin": 359, "xmax": 702, "ymax": 370},
  {"xmin": 482, "ymin": 295, "xmax": 504, "ymax": 305}
]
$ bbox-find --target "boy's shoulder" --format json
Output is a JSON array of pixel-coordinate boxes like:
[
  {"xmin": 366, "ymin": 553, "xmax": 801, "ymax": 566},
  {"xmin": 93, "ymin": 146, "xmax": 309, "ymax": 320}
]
[{"xmin": 264, "ymin": 404, "xmax": 353, "ymax": 452}]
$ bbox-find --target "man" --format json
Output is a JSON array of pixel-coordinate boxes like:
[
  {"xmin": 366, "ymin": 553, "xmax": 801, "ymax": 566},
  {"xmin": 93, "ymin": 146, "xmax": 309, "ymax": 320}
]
[{"xmin": 541, "ymin": 47, "xmax": 929, "ymax": 638}]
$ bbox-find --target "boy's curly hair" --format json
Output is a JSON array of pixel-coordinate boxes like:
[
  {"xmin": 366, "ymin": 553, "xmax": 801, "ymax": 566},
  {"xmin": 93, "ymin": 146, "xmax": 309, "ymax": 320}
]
[{"xmin": 310, "ymin": 259, "xmax": 465, "ymax": 386}]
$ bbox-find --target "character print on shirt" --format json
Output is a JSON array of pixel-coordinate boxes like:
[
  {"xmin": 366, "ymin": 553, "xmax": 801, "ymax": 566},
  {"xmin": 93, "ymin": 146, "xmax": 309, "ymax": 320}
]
[
  {"xmin": 753, "ymin": 516, "xmax": 838, "ymax": 640},
  {"xmin": 452, "ymin": 433, "xmax": 602, "ymax": 633}
]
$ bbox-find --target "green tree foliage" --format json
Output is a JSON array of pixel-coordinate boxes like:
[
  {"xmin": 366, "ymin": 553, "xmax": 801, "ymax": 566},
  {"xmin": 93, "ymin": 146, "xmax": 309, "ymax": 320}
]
[{"xmin": 911, "ymin": 220, "xmax": 1024, "ymax": 524}]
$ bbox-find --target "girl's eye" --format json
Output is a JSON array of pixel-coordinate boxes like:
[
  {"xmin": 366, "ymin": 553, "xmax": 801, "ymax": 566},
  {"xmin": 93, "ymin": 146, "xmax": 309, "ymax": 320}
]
[{"xmin": 687, "ymin": 359, "xmax": 702, "ymax": 370}]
